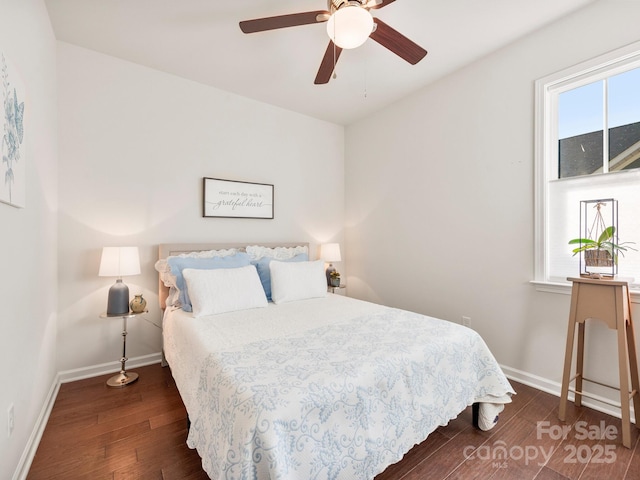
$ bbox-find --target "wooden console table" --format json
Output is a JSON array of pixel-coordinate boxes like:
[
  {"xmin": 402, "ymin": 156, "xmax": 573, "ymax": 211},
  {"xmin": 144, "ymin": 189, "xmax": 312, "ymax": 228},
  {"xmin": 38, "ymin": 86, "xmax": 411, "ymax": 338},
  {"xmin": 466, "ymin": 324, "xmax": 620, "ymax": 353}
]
[{"xmin": 559, "ymin": 276, "xmax": 640, "ymax": 448}]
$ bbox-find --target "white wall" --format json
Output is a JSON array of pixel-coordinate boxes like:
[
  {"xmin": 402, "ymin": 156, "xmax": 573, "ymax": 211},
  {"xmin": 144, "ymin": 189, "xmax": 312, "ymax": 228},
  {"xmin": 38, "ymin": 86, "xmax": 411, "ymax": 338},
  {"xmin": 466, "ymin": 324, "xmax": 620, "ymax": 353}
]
[
  {"xmin": 56, "ymin": 42, "xmax": 345, "ymax": 372},
  {"xmin": 0, "ymin": 0, "xmax": 57, "ymax": 478},
  {"xmin": 345, "ymin": 0, "xmax": 640, "ymax": 403}
]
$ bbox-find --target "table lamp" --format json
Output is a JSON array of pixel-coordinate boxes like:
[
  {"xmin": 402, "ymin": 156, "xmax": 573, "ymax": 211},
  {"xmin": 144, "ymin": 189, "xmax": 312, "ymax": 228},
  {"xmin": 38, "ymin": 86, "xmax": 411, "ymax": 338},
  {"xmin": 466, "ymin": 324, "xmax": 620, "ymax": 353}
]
[
  {"xmin": 99, "ymin": 246, "xmax": 141, "ymax": 315},
  {"xmin": 320, "ymin": 243, "xmax": 341, "ymax": 286}
]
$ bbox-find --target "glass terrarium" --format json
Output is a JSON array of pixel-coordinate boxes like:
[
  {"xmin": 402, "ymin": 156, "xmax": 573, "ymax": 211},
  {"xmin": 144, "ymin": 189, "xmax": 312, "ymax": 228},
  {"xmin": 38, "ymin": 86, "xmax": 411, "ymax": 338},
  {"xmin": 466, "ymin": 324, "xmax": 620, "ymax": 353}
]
[{"xmin": 572, "ymin": 199, "xmax": 619, "ymax": 277}]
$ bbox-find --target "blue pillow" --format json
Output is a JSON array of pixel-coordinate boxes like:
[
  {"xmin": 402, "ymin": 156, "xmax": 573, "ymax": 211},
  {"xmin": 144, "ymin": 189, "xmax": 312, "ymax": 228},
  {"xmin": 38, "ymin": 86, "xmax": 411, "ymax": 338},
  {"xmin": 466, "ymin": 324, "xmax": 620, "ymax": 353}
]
[
  {"xmin": 251, "ymin": 253, "xmax": 308, "ymax": 301},
  {"xmin": 168, "ymin": 253, "xmax": 251, "ymax": 312}
]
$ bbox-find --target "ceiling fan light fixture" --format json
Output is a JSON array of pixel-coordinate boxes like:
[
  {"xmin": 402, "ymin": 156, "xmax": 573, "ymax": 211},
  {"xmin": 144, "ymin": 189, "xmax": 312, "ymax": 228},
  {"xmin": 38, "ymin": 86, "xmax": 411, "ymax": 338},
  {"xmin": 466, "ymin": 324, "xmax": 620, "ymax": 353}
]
[{"xmin": 326, "ymin": 4, "xmax": 373, "ymax": 49}]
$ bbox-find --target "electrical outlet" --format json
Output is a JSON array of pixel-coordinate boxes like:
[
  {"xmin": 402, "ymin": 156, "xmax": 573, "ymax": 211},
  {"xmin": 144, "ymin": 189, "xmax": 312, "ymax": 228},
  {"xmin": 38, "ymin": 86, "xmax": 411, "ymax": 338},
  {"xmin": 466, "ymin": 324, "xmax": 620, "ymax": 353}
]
[
  {"xmin": 462, "ymin": 316, "xmax": 471, "ymax": 327},
  {"xmin": 7, "ymin": 404, "xmax": 14, "ymax": 438}
]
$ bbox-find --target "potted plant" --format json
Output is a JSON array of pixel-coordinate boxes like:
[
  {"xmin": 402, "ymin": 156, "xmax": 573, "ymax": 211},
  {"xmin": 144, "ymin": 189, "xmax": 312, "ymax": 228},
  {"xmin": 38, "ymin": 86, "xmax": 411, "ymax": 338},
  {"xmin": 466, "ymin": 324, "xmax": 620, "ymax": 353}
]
[
  {"xmin": 568, "ymin": 225, "xmax": 635, "ymax": 267},
  {"xmin": 329, "ymin": 271, "xmax": 341, "ymax": 287},
  {"xmin": 568, "ymin": 200, "xmax": 636, "ymax": 277}
]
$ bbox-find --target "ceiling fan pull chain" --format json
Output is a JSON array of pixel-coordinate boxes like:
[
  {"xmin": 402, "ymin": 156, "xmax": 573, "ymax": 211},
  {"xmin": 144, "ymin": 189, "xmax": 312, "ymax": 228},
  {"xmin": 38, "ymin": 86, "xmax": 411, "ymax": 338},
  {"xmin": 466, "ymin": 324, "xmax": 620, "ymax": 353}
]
[
  {"xmin": 332, "ymin": 20, "xmax": 338, "ymax": 79},
  {"xmin": 364, "ymin": 55, "xmax": 368, "ymax": 98}
]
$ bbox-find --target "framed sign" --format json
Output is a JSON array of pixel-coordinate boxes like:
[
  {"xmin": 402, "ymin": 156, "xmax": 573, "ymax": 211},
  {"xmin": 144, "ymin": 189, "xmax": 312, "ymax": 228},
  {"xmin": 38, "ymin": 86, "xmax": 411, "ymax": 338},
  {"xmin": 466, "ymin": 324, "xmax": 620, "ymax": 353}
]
[{"xmin": 203, "ymin": 177, "xmax": 274, "ymax": 219}]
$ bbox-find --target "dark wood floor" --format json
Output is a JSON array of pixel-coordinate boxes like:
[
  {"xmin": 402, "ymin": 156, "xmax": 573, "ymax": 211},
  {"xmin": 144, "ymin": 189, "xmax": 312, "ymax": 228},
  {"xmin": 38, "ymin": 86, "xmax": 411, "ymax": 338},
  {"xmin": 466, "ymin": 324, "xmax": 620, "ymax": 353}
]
[{"xmin": 27, "ymin": 363, "xmax": 640, "ymax": 480}]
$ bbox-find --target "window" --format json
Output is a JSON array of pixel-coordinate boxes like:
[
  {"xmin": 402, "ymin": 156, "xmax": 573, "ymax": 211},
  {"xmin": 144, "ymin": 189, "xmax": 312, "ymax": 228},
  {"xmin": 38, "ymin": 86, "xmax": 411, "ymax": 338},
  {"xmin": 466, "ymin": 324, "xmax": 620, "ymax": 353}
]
[
  {"xmin": 558, "ymin": 68, "xmax": 640, "ymax": 178},
  {"xmin": 535, "ymin": 41, "xmax": 640, "ymax": 290}
]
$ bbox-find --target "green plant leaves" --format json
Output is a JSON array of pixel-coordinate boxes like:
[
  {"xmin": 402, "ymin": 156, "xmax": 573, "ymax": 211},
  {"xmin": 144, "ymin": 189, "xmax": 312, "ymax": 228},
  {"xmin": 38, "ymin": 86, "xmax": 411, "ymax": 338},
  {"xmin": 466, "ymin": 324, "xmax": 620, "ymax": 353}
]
[
  {"xmin": 568, "ymin": 225, "xmax": 636, "ymax": 258},
  {"xmin": 597, "ymin": 226, "xmax": 615, "ymax": 244},
  {"xmin": 568, "ymin": 238, "xmax": 595, "ymax": 245}
]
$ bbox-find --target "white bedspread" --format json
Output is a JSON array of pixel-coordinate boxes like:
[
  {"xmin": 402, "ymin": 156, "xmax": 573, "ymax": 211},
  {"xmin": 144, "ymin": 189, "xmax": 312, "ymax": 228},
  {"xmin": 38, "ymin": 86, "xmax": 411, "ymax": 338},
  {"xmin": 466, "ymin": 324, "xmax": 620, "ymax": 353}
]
[{"xmin": 163, "ymin": 295, "xmax": 514, "ymax": 480}]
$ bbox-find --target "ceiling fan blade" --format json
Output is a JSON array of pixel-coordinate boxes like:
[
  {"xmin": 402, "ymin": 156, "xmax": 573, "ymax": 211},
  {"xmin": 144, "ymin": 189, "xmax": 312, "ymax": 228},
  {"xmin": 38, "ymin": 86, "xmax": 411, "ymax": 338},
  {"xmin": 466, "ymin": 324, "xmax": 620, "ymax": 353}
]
[
  {"xmin": 367, "ymin": 0, "xmax": 397, "ymax": 10},
  {"xmin": 315, "ymin": 41, "xmax": 343, "ymax": 85},
  {"xmin": 369, "ymin": 18, "xmax": 427, "ymax": 65},
  {"xmin": 240, "ymin": 10, "xmax": 330, "ymax": 34}
]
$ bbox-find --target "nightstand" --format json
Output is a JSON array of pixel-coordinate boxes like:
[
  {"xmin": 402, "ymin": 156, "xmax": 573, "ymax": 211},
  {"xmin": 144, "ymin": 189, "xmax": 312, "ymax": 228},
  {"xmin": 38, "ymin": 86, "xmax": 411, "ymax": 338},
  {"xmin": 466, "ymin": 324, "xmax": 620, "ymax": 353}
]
[
  {"xmin": 328, "ymin": 285, "xmax": 346, "ymax": 295},
  {"xmin": 100, "ymin": 311, "xmax": 147, "ymax": 388}
]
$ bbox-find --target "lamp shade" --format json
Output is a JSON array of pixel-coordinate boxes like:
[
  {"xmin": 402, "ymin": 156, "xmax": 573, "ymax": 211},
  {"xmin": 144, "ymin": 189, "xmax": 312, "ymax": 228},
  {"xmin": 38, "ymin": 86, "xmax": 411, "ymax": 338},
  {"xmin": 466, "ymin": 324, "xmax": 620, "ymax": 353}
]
[
  {"xmin": 99, "ymin": 247, "xmax": 141, "ymax": 277},
  {"xmin": 99, "ymin": 247, "xmax": 141, "ymax": 315},
  {"xmin": 326, "ymin": 5, "xmax": 373, "ymax": 49},
  {"xmin": 320, "ymin": 243, "xmax": 342, "ymax": 262}
]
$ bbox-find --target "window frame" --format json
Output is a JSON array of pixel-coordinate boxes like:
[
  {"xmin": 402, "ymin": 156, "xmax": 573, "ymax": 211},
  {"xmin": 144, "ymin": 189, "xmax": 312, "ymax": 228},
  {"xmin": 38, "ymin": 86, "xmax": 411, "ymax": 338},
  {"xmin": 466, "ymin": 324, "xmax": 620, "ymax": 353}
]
[{"xmin": 533, "ymin": 40, "xmax": 640, "ymax": 296}]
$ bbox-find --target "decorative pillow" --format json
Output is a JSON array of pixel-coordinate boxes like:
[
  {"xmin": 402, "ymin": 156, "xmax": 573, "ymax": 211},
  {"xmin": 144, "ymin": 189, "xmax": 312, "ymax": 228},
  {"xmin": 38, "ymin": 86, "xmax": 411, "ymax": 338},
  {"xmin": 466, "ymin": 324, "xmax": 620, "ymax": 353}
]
[
  {"xmin": 155, "ymin": 248, "xmax": 239, "ymax": 288},
  {"xmin": 270, "ymin": 259, "xmax": 327, "ymax": 304},
  {"xmin": 182, "ymin": 265, "xmax": 268, "ymax": 317},
  {"xmin": 156, "ymin": 248, "xmax": 240, "ymax": 307},
  {"xmin": 167, "ymin": 252, "xmax": 252, "ymax": 311},
  {"xmin": 251, "ymin": 253, "xmax": 308, "ymax": 301},
  {"xmin": 245, "ymin": 245, "xmax": 308, "ymax": 261}
]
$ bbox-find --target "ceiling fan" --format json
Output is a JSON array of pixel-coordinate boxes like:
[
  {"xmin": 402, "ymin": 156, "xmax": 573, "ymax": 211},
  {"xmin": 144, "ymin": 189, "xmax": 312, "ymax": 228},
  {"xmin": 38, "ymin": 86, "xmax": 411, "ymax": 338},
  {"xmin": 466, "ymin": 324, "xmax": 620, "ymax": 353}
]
[{"xmin": 239, "ymin": 0, "xmax": 428, "ymax": 85}]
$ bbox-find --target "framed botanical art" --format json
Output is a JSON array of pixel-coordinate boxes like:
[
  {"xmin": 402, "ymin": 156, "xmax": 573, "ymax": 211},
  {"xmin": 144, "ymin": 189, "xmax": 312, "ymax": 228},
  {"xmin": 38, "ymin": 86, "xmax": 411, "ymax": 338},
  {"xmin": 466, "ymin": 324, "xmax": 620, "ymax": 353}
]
[
  {"xmin": 203, "ymin": 177, "xmax": 274, "ymax": 219},
  {"xmin": 1, "ymin": 51, "xmax": 26, "ymax": 208}
]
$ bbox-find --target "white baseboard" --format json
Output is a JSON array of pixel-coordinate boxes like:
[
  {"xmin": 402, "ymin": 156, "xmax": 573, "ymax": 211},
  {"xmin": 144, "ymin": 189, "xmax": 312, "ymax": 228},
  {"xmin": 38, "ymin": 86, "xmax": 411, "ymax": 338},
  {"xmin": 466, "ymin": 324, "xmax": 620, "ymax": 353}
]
[
  {"xmin": 58, "ymin": 352, "xmax": 163, "ymax": 384},
  {"xmin": 501, "ymin": 364, "xmax": 563, "ymax": 397},
  {"xmin": 501, "ymin": 364, "xmax": 633, "ymax": 422},
  {"xmin": 11, "ymin": 374, "xmax": 60, "ymax": 480},
  {"xmin": 12, "ymin": 352, "xmax": 163, "ymax": 480}
]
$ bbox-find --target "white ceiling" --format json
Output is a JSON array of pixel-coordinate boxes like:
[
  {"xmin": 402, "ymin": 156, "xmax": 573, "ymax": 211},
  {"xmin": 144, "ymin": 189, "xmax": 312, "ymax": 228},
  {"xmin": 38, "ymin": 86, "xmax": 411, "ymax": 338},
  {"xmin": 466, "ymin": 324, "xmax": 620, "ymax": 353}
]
[{"xmin": 44, "ymin": 0, "xmax": 596, "ymax": 125}]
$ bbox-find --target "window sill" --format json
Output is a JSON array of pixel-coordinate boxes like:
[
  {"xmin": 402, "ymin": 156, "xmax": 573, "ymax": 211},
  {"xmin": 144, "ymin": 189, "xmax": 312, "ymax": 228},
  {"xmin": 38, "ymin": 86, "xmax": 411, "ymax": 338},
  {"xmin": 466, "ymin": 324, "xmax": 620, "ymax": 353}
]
[{"xmin": 531, "ymin": 280, "xmax": 640, "ymax": 304}]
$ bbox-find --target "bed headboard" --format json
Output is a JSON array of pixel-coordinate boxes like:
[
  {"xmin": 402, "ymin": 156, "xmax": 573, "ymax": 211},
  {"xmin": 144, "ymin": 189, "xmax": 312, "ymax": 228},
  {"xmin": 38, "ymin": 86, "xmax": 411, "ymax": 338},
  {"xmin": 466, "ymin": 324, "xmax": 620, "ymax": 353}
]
[{"xmin": 157, "ymin": 242, "xmax": 309, "ymax": 310}]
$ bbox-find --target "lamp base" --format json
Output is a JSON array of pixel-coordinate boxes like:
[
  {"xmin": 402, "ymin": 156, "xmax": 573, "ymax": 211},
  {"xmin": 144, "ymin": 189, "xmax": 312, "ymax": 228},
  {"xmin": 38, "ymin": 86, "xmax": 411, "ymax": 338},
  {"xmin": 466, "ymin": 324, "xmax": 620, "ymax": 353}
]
[
  {"xmin": 106, "ymin": 371, "xmax": 138, "ymax": 388},
  {"xmin": 107, "ymin": 279, "xmax": 130, "ymax": 315},
  {"xmin": 325, "ymin": 263, "xmax": 336, "ymax": 287}
]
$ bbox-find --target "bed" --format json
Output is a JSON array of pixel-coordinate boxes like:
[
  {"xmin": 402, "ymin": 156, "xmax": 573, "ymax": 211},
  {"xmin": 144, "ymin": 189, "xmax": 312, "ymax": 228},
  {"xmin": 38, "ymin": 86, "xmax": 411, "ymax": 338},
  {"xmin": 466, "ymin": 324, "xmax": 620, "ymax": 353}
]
[{"xmin": 157, "ymin": 242, "xmax": 514, "ymax": 480}]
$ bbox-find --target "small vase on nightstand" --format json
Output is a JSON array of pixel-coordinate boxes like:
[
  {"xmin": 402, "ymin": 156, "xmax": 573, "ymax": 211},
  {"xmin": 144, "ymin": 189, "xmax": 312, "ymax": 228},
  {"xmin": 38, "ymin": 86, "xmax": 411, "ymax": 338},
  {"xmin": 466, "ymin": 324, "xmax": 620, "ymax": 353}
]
[{"xmin": 129, "ymin": 294, "xmax": 147, "ymax": 314}]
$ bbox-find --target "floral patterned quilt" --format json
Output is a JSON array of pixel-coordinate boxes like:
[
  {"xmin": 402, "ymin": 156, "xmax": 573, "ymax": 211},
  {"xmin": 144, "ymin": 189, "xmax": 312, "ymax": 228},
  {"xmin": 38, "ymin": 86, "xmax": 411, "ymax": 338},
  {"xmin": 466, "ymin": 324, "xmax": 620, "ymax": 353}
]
[{"xmin": 184, "ymin": 307, "xmax": 514, "ymax": 480}]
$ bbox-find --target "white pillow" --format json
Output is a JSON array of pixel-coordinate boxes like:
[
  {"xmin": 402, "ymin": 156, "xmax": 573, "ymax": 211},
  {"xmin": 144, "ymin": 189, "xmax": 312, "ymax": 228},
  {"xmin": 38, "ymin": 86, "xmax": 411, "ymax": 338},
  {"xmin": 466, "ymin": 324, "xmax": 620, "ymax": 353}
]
[
  {"xmin": 155, "ymin": 248, "xmax": 240, "ymax": 307},
  {"xmin": 269, "ymin": 260, "xmax": 327, "ymax": 304},
  {"xmin": 182, "ymin": 265, "xmax": 267, "ymax": 317}
]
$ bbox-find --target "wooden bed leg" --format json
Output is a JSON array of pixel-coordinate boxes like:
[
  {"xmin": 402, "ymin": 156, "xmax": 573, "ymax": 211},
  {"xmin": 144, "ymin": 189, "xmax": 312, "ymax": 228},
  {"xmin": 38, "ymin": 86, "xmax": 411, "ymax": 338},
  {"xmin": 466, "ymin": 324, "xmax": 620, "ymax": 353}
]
[{"xmin": 472, "ymin": 402, "xmax": 479, "ymax": 429}]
